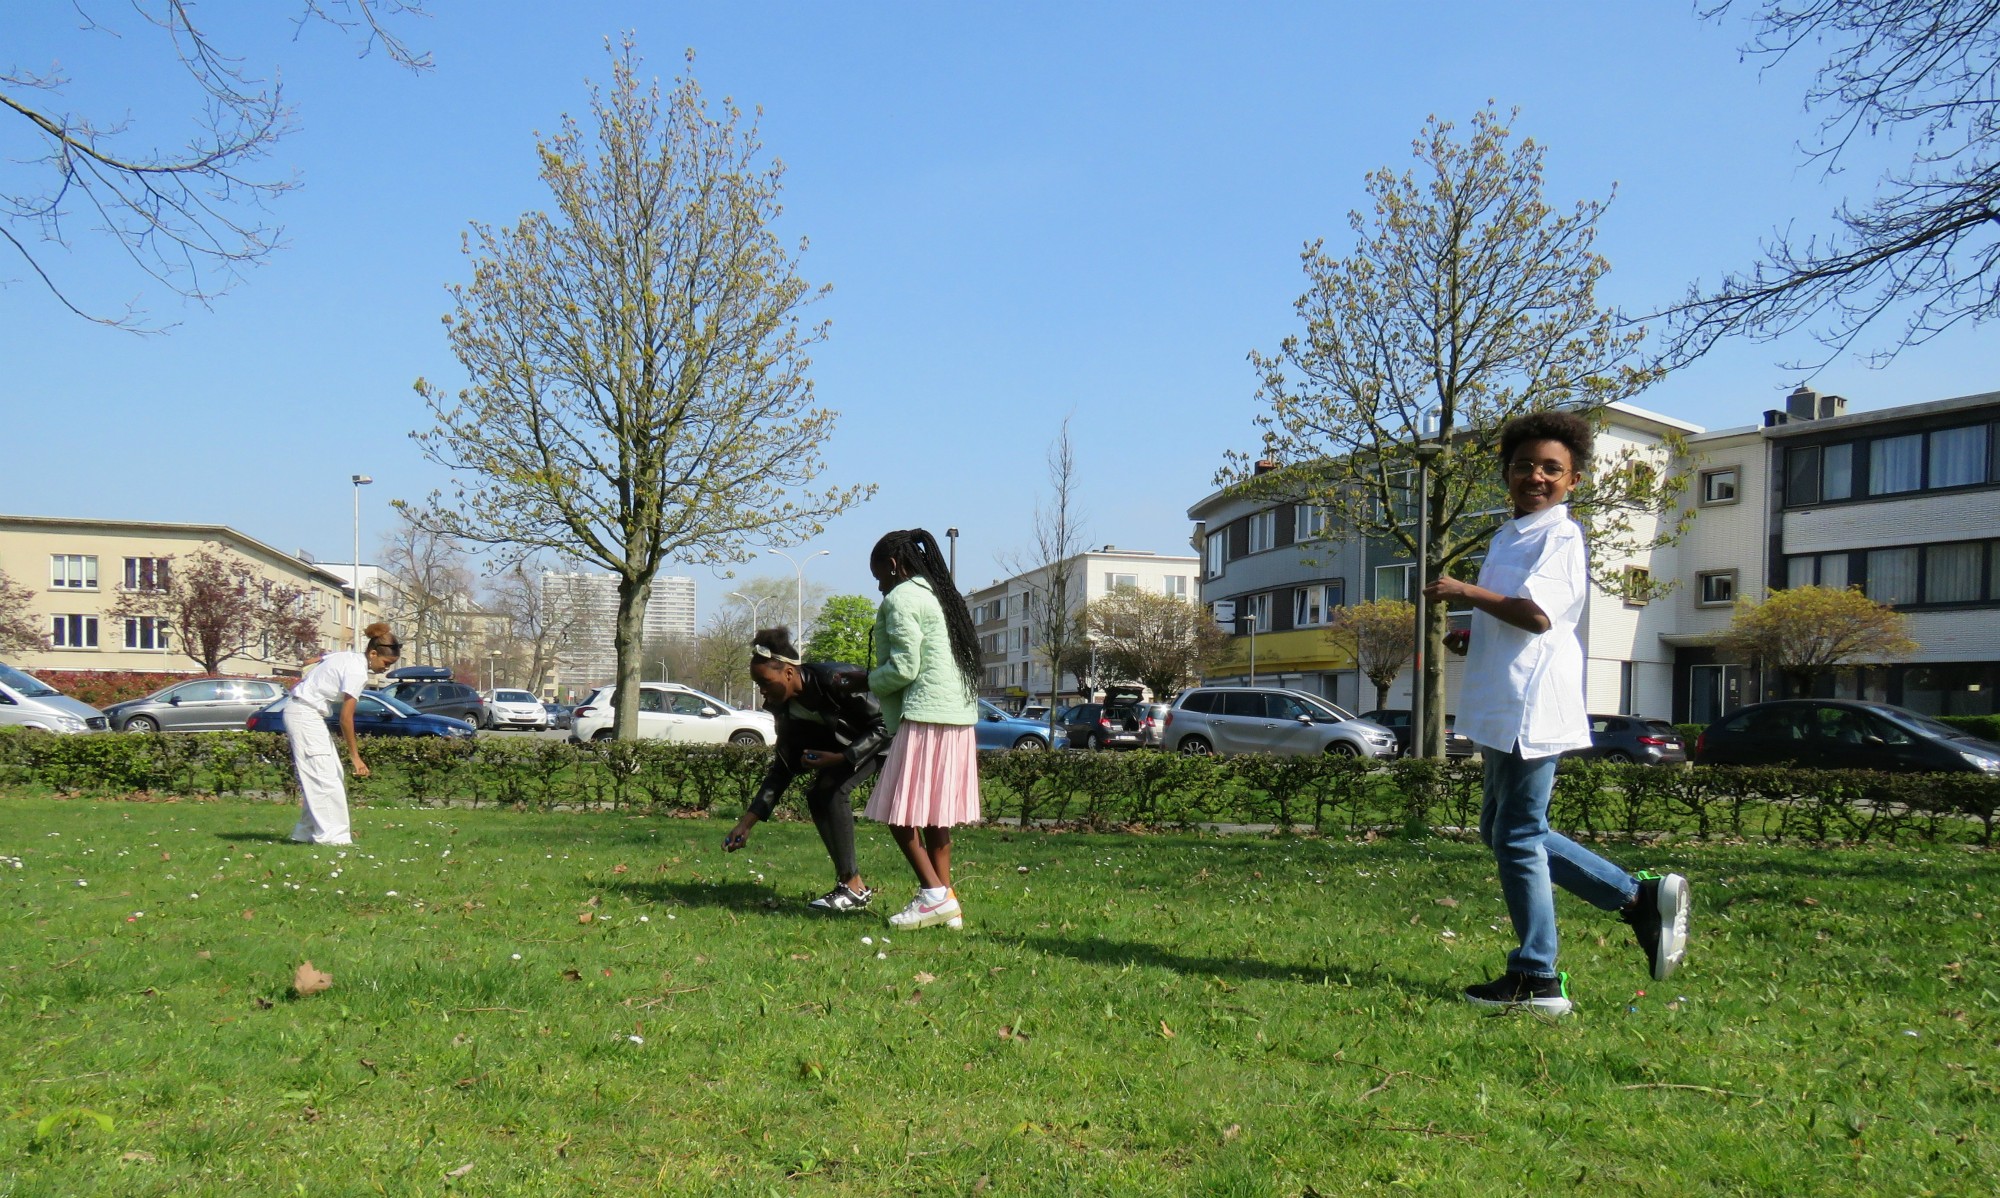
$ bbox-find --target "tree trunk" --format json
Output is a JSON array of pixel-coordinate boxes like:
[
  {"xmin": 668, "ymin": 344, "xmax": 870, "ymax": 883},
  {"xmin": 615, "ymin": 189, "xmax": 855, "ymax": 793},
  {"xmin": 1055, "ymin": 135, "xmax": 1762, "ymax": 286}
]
[
  {"xmin": 612, "ymin": 574, "xmax": 652, "ymax": 740},
  {"xmin": 1374, "ymin": 678, "xmax": 1391, "ymax": 711},
  {"xmin": 1421, "ymin": 581, "xmax": 1451, "ymax": 760}
]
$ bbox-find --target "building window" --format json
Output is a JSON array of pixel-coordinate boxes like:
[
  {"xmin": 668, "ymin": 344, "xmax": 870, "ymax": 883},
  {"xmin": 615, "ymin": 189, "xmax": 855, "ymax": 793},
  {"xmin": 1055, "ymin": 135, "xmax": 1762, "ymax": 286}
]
[
  {"xmin": 1105, "ymin": 572, "xmax": 1138, "ymax": 592},
  {"xmin": 1786, "ymin": 446, "xmax": 1821, "ymax": 506},
  {"xmin": 1697, "ymin": 570, "xmax": 1736, "ymax": 606},
  {"xmin": 1822, "ymin": 443, "xmax": 1853, "ymax": 500},
  {"xmin": 1294, "ymin": 586, "xmax": 1325, "ymax": 627},
  {"xmin": 50, "ymin": 554, "xmax": 98, "ymax": 590},
  {"xmin": 1929, "ymin": 425, "xmax": 1989, "ymax": 489},
  {"xmin": 1247, "ymin": 510, "xmax": 1276, "ymax": 554},
  {"xmin": 1618, "ymin": 660, "xmax": 1635, "ymax": 715},
  {"xmin": 1246, "ymin": 592, "xmax": 1272, "ymax": 633},
  {"xmin": 123, "ymin": 557, "xmax": 171, "ymax": 592},
  {"xmin": 1785, "ymin": 555, "xmax": 1815, "ymax": 590},
  {"xmin": 1206, "ymin": 531, "xmax": 1225, "ymax": 578},
  {"xmin": 1869, "ymin": 433, "xmax": 1924, "ymax": 495},
  {"xmin": 1374, "ymin": 563, "xmax": 1413, "ymax": 602},
  {"xmin": 1866, "ymin": 547, "xmax": 1920, "ymax": 605},
  {"xmin": 124, "ymin": 617, "xmax": 171, "ymax": 650},
  {"xmin": 1820, "ymin": 553, "xmax": 1850, "ymax": 590},
  {"xmin": 1700, "ymin": 468, "xmax": 1739, "ymax": 505},
  {"xmin": 1161, "ymin": 575, "xmax": 1188, "ymax": 599},
  {"xmin": 1623, "ymin": 565, "xmax": 1652, "ymax": 605},
  {"xmin": 1924, "ymin": 542, "xmax": 1985, "ymax": 604},
  {"xmin": 1295, "ymin": 505, "xmax": 1328, "ymax": 541},
  {"xmin": 51, "ymin": 615, "xmax": 99, "ymax": 648}
]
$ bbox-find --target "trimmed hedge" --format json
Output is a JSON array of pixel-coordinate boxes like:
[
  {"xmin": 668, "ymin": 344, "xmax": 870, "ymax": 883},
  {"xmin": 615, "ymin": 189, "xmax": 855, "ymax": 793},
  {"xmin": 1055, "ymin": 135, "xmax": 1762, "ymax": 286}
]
[
  {"xmin": 2, "ymin": 729, "xmax": 1996, "ymax": 846},
  {"xmin": 1940, "ymin": 714, "xmax": 2000, "ymax": 742}
]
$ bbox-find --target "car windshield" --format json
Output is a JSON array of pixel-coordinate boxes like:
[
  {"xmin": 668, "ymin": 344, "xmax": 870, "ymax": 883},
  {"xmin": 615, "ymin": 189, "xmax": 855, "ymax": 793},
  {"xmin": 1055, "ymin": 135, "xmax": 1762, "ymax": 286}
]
[
  {"xmin": 1296, "ymin": 693, "xmax": 1353, "ymax": 722},
  {"xmin": 496, "ymin": 690, "xmax": 536, "ymax": 703},
  {"xmin": 979, "ymin": 700, "xmax": 1009, "ymax": 720},
  {"xmin": 0, "ymin": 662, "xmax": 59, "ymax": 698},
  {"xmin": 365, "ymin": 691, "xmax": 421, "ymax": 717},
  {"xmin": 1875, "ymin": 707, "xmax": 1969, "ymax": 741}
]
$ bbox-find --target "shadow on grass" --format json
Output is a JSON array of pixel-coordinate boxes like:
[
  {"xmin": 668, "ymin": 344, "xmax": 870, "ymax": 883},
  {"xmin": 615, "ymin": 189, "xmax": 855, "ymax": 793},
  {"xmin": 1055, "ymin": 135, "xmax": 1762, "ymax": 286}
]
[
  {"xmin": 606, "ymin": 878, "xmax": 793, "ymax": 913},
  {"xmin": 215, "ymin": 831, "xmax": 294, "ymax": 844},
  {"xmin": 1018, "ymin": 934, "xmax": 1455, "ymax": 998}
]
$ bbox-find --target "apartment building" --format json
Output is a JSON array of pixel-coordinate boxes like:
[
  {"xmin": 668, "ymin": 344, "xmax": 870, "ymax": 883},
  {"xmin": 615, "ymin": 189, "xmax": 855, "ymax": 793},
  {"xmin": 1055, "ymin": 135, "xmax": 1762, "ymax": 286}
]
[
  {"xmin": 1189, "ymin": 402, "xmax": 1701, "ymax": 717},
  {"xmin": 966, "ymin": 547, "xmax": 1201, "ymax": 706},
  {"xmin": 1, "ymin": 514, "xmax": 380, "ymax": 676},
  {"xmin": 547, "ymin": 570, "xmax": 697, "ymax": 689}
]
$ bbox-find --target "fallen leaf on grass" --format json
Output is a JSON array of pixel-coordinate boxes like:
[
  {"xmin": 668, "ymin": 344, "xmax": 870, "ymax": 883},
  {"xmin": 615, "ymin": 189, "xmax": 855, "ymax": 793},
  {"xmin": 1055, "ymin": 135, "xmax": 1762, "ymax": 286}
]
[
  {"xmin": 612, "ymin": 864, "xmax": 628, "ymax": 875},
  {"xmin": 973, "ymin": 1175, "xmax": 990, "ymax": 1193},
  {"xmin": 562, "ymin": 969, "xmax": 583, "ymax": 982},
  {"xmin": 1801, "ymin": 897, "xmax": 1821, "ymax": 907},
  {"xmin": 159, "ymin": 852, "xmax": 171, "ymax": 862},
  {"xmin": 196, "ymin": 950, "xmax": 213, "ymax": 961},
  {"xmin": 1435, "ymin": 897, "xmax": 1459, "ymax": 908},
  {"xmin": 253, "ymin": 996, "xmax": 274, "ymax": 1010},
  {"xmin": 1160, "ymin": 1020, "xmax": 1177, "ymax": 1039},
  {"xmin": 241, "ymin": 909, "xmax": 254, "ymax": 921},
  {"xmin": 789, "ymin": 953, "xmax": 811, "ymax": 961},
  {"xmin": 914, "ymin": 971, "xmax": 937, "ymax": 984},
  {"xmin": 998, "ymin": 1025, "xmax": 1030, "ymax": 1043},
  {"xmin": 120, "ymin": 1150, "xmax": 157, "ymax": 1164},
  {"xmin": 446, "ymin": 1162, "xmax": 474, "ymax": 1179},
  {"xmin": 578, "ymin": 912, "xmax": 595, "ymax": 925},
  {"xmin": 292, "ymin": 961, "xmax": 333, "ymax": 997},
  {"xmin": 1221, "ymin": 1123, "xmax": 1241, "ymax": 1142},
  {"xmin": 359, "ymin": 1058, "xmax": 377, "ymax": 1073},
  {"xmin": 585, "ymin": 895, "xmax": 601, "ymax": 908}
]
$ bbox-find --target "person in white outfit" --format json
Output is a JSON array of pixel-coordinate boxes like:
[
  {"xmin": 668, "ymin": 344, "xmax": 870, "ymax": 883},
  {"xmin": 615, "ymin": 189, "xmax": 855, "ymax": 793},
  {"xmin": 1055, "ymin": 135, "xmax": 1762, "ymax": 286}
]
[{"xmin": 287, "ymin": 621, "xmax": 400, "ymax": 845}]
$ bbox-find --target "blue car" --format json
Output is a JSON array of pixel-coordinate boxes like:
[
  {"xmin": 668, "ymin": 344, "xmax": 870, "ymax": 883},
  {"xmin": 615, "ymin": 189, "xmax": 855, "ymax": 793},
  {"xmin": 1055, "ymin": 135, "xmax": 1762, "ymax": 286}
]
[
  {"xmin": 974, "ymin": 699, "xmax": 1063, "ymax": 752},
  {"xmin": 244, "ymin": 692, "xmax": 477, "ymax": 739}
]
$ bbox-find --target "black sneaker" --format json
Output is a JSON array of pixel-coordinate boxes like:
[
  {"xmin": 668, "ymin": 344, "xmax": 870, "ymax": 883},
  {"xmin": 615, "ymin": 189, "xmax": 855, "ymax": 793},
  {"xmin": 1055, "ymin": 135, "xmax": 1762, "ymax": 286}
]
[
  {"xmin": 1623, "ymin": 871, "xmax": 1689, "ymax": 982},
  {"xmin": 808, "ymin": 883, "xmax": 873, "ymax": 913},
  {"xmin": 1463, "ymin": 971, "xmax": 1572, "ymax": 1017}
]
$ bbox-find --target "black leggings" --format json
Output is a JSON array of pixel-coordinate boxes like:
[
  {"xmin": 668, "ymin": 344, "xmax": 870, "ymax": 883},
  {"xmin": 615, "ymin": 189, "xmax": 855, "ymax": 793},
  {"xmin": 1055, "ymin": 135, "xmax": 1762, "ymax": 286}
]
[{"xmin": 804, "ymin": 758, "xmax": 878, "ymax": 884}]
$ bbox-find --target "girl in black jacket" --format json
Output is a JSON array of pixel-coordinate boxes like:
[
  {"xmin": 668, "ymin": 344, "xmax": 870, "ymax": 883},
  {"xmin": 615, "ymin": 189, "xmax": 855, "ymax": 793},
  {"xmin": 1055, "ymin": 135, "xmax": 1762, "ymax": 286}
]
[{"xmin": 723, "ymin": 627, "xmax": 890, "ymax": 912}]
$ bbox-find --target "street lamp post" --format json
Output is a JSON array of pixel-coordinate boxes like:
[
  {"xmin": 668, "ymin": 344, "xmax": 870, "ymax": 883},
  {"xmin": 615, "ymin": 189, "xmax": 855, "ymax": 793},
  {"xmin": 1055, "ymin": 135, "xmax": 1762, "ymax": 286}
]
[
  {"xmin": 1410, "ymin": 409, "xmax": 1443, "ymax": 759},
  {"xmin": 946, "ymin": 527, "xmax": 959, "ymax": 582},
  {"xmin": 350, "ymin": 475, "xmax": 373, "ymax": 654},
  {"xmin": 728, "ymin": 591, "xmax": 770, "ymax": 629},
  {"xmin": 658, "ymin": 658, "xmax": 669, "ymax": 683},
  {"xmin": 766, "ymin": 548, "xmax": 828, "ymax": 636},
  {"xmin": 488, "ymin": 649, "xmax": 500, "ymax": 693}
]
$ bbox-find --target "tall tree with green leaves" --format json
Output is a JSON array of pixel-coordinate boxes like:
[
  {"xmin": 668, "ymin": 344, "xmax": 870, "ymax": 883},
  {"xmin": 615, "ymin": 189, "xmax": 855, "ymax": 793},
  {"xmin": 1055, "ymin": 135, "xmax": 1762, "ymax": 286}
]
[
  {"xmin": 803, "ymin": 595, "xmax": 877, "ymax": 668},
  {"xmin": 1717, "ymin": 584, "xmax": 1917, "ymax": 697},
  {"xmin": 1230, "ymin": 106, "xmax": 1692, "ymax": 756},
  {"xmin": 1327, "ymin": 599, "xmax": 1417, "ymax": 712},
  {"xmin": 409, "ymin": 40, "xmax": 871, "ymax": 738},
  {"xmin": 1081, "ymin": 587, "xmax": 1230, "ymax": 702}
]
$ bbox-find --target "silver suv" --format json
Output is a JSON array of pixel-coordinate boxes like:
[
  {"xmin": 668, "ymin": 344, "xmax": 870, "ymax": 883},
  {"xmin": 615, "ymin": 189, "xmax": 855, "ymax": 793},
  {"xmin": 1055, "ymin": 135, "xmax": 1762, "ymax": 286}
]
[{"xmin": 1165, "ymin": 687, "xmax": 1399, "ymax": 758}]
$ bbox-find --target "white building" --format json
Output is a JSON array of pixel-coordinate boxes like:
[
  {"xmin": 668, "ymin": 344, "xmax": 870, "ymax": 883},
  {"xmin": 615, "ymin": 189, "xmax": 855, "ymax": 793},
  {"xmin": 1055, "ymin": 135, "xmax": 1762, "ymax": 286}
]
[
  {"xmin": 966, "ymin": 547, "xmax": 1201, "ymax": 706},
  {"xmin": 548, "ymin": 571, "xmax": 697, "ymax": 687}
]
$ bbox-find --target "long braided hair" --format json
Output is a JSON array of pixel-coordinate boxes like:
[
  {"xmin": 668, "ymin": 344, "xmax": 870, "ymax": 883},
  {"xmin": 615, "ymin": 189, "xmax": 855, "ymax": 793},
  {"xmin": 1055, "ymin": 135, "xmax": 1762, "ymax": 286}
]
[{"xmin": 870, "ymin": 528, "xmax": 981, "ymax": 697}]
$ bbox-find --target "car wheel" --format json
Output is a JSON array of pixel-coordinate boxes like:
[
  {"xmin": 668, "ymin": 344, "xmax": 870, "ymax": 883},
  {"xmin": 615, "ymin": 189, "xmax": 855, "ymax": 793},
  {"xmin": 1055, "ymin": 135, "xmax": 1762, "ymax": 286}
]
[
  {"xmin": 1326, "ymin": 741, "xmax": 1361, "ymax": 757},
  {"xmin": 1087, "ymin": 732, "xmax": 1109, "ymax": 751},
  {"xmin": 591, "ymin": 729, "xmax": 616, "ymax": 742},
  {"xmin": 1178, "ymin": 735, "xmax": 1214, "ymax": 756},
  {"xmin": 728, "ymin": 730, "xmax": 764, "ymax": 746},
  {"xmin": 1012, "ymin": 734, "xmax": 1046, "ymax": 751},
  {"xmin": 1604, "ymin": 750, "xmax": 1633, "ymax": 764},
  {"xmin": 125, "ymin": 715, "xmax": 160, "ymax": 733}
]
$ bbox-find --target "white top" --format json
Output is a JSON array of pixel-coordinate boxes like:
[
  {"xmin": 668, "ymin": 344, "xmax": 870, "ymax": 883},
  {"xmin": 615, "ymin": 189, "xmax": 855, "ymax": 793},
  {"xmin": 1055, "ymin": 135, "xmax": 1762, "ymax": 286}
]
[
  {"xmin": 290, "ymin": 650, "xmax": 369, "ymax": 716},
  {"xmin": 1454, "ymin": 504, "xmax": 1592, "ymax": 759}
]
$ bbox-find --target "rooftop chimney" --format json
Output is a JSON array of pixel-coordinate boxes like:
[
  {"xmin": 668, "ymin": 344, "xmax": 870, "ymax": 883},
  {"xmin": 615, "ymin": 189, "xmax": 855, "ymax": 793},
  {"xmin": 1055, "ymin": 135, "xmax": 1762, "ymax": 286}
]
[
  {"xmin": 1253, "ymin": 459, "xmax": 1279, "ymax": 475},
  {"xmin": 1785, "ymin": 385, "xmax": 1819, "ymax": 422}
]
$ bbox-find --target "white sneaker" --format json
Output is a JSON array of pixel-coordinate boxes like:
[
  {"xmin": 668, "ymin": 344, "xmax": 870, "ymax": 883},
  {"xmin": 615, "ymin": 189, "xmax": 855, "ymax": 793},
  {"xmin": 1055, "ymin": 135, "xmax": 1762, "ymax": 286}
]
[{"xmin": 888, "ymin": 891, "xmax": 963, "ymax": 930}]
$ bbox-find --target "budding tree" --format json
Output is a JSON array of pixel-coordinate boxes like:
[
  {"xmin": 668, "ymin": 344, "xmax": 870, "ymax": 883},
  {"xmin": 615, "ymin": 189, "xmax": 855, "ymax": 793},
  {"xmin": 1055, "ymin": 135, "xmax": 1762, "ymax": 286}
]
[
  {"xmin": 410, "ymin": 40, "xmax": 870, "ymax": 738},
  {"xmin": 109, "ymin": 545, "xmax": 321, "ymax": 674}
]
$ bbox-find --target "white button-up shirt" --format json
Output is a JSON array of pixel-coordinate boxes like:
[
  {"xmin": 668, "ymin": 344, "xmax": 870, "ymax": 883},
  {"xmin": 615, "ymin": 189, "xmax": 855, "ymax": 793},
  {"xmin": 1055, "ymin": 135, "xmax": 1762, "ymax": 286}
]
[
  {"xmin": 1455, "ymin": 504, "xmax": 1591, "ymax": 759},
  {"xmin": 290, "ymin": 650, "xmax": 368, "ymax": 717}
]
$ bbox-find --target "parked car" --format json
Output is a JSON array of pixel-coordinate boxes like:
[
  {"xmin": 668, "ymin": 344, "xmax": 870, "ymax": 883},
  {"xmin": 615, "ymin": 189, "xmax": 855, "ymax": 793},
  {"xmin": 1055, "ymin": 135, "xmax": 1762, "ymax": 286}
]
[
  {"xmin": 380, "ymin": 666, "xmax": 485, "ymax": 725},
  {"xmin": 975, "ymin": 699, "xmax": 1063, "ymax": 752},
  {"xmin": 244, "ymin": 692, "xmax": 477, "ymax": 739},
  {"xmin": 544, "ymin": 702, "xmax": 575, "ymax": 731},
  {"xmin": 1061, "ymin": 685, "xmax": 1151, "ymax": 750},
  {"xmin": 1360, "ymin": 708, "xmax": 1478, "ymax": 758},
  {"xmin": 481, "ymin": 688, "xmax": 549, "ymax": 731},
  {"xmin": 568, "ymin": 682, "xmax": 775, "ymax": 745},
  {"xmin": 1019, "ymin": 704, "xmax": 1051, "ymax": 722},
  {"xmin": 1691, "ymin": 699, "xmax": 2000, "ymax": 774},
  {"xmin": 1566, "ymin": 714, "xmax": 1687, "ymax": 766},
  {"xmin": 1165, "ymin": 687, "xmax": 1400, "ymax": 758},
  {"xmin": 0, "ymin": 661, "xmax": 109, "ymax": 733},
  {"xmin": 105, "ymin": 677, "xmax": 286, "ymax": 733},
  {"xmin": 1136, "ymin": 701, "xmax": 1171, "ymax": 749}
]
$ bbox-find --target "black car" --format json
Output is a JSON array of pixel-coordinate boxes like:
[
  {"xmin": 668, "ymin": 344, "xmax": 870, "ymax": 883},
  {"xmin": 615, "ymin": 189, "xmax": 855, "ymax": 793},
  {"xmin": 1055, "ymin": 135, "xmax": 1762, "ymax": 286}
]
[
  {"xmin": 1567, "ymin": 714, "xmax": 1687, "ymax": 766},
  {"xmin": 380, "ymin": 665, "xmax": 485, "ymax": 725},
  {"xmin": 1061, "ymin": 685, "xmax": 1149, "ymax": 750},
  {"xmin": 244, "ymin": 692, "xmax": 476, "ymax": 739},
  {"xmin": 1692, "ymin": 699, "xmax": 2000, "ymax": 774},
  {"xmin": 1360, "ymin": 709, "xmax": 1478, "ymax": 758}
]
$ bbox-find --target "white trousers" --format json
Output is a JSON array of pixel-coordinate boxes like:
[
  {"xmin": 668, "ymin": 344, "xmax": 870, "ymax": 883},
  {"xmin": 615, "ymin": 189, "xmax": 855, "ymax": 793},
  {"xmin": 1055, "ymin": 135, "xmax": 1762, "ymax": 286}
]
[{"xmin": 288, "ymin": 703, "xmax": 353, "ymax": 845}]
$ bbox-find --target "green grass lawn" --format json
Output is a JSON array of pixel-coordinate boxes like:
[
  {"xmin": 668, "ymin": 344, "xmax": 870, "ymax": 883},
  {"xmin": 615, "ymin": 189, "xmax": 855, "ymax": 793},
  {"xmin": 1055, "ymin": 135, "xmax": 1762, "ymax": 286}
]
[{"xmin": 2, "ymin": 793, "xmax": 1994, "ymax": 1196}]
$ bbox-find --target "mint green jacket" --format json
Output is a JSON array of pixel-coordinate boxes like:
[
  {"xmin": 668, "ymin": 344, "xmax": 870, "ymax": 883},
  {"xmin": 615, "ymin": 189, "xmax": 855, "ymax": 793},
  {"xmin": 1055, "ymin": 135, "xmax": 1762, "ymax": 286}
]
[{"xmin": 869, "ymin": 576, "xmax": 978, "ymax": 731}]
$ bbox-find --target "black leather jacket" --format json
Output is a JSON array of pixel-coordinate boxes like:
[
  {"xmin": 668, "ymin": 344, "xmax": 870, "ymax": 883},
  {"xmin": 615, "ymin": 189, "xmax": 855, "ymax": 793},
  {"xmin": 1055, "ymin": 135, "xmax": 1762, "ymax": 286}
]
[{"xmin": 746, "ymin": 662, "xmax": 891, "ymax": 818}]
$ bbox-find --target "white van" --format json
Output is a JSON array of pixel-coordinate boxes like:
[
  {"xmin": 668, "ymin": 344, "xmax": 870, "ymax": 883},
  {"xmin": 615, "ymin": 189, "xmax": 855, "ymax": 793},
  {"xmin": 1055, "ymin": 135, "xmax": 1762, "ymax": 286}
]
[{"xmin": 0, "ymin": 662, "xmax": 111, "ymax": 733}]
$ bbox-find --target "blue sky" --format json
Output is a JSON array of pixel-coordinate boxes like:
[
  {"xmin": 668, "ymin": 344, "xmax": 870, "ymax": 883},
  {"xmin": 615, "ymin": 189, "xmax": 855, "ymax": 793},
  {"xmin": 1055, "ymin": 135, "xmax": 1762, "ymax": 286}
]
[{"xmin": 6, "ymin": 2, "xmax": 1990, "ymax": 622}]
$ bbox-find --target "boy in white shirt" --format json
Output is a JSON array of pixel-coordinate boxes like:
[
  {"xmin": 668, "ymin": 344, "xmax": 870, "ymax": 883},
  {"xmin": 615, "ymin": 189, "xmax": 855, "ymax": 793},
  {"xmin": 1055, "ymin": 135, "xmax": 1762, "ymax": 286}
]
[{"xmin": 1426, "ymin": 411, "xmax": 1689, "ymax": 1016}]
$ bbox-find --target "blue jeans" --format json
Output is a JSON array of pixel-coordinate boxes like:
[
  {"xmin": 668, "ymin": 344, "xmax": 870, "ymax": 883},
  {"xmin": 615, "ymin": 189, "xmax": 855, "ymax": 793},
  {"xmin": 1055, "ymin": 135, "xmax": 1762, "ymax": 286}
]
[{"xmin": 1480, "ymin": 747, "xmax": 1638, "ymax": 978}]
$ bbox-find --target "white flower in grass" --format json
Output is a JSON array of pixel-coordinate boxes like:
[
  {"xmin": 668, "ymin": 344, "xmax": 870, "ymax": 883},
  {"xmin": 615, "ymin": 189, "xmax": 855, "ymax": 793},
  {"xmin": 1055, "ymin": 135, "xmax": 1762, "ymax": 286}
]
[
  {"xmin": 511, "ymin": 953, "xmax": 522, "ymax": 960},
  {"xmin": 627, "ymin": 1035, "xmax": 644, "ymax": 1045}
]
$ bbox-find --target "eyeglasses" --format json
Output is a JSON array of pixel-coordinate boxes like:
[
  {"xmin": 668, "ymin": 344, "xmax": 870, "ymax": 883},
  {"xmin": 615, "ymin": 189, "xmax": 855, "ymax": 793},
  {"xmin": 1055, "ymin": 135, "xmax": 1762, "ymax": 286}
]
[{"xmin": 1506, "ymin": 460, "xmax": 1574, "ymax": 480}]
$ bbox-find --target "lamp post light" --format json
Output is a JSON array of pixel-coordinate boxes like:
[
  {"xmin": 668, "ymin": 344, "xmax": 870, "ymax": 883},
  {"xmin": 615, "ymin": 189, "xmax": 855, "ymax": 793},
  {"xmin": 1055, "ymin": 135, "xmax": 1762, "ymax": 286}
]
[
  {"xmin": 1410, "ymin": 409, "xmax": 1443, "ymax": 759},
  {"xmin": 350, "ymin": 474, "xmax": 373, "ymax": 653},
  {"xmin": 766, "ymin": 548, "xmax": 828, "ymax": 636},
  {"xmin": 488, "ymin": 649, "xmax": 500, "ymax": 693},
  {"xmin": 658, "ymin": 658, "xmax": 669, "ymax": 684},
  {"xmin": 946, "ymin": 527, "xmax": 959, "ymax": 582},
  {"xmin": 728, "ymin": 591, "xmax": 770, "ymax": 629}
]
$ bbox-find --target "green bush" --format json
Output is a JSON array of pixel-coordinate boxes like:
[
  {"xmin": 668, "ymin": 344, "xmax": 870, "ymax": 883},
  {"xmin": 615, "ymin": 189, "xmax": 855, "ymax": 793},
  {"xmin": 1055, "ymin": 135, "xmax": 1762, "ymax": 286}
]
[
  {"xmin": 1939, "ymin": 714, "xmax": 2000, "ymax": 742},
  {"xmin": 4, "ymin": 728, "xmax": 1996, "ymax": 846},
  {"xmin": 1673, "ymin": 723, "xmax": 1705, "ymax": 746}
]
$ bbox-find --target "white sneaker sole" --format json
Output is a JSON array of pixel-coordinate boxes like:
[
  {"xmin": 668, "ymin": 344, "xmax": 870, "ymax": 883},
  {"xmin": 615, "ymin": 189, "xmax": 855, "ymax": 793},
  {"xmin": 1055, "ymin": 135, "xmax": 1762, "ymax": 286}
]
[
  {"xmin": 1653, "ymin": 874, "xmax": 1689, "ymax": 982},
  {"xmin": 888, "ymin": 904, "xmax": 962, "ymax": 930},
  {"xmin": 1465, "ymin": 993, "xmax": 1573, "ymax": 1017}
]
